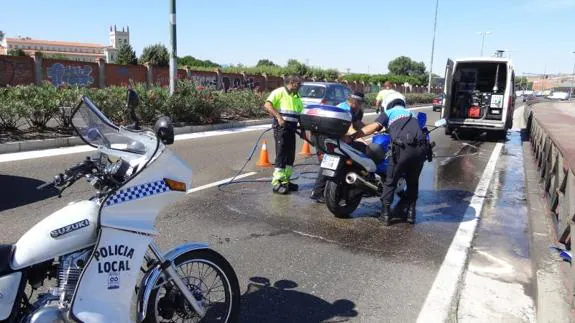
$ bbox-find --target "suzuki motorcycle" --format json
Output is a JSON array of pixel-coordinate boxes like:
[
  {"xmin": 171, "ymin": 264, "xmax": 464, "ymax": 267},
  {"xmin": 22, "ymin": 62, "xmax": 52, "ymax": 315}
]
[
  {"xmin": 319, "ymin": 114, "xmax": 446, "ymax": 219},
  {"xmin": 0, "ymin": 91, "xmax": 240, "ymax": 322}
]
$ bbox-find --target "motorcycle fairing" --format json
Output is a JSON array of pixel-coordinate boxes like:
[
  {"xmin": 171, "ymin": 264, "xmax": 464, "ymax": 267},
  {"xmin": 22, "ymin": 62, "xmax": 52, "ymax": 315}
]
[{"xmin": 71, "ymin": 226, "xmax": 152, "ymax": 323}]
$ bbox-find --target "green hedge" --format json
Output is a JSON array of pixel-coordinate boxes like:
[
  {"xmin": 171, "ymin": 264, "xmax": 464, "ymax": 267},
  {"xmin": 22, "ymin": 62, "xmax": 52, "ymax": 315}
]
[
  {"xmin": 0, "ymin": 82, "xmax": 437, "ymax": 133},
  {"xmin": 364, "ymin": 92, "xmax": 436, "ymax": 107}
]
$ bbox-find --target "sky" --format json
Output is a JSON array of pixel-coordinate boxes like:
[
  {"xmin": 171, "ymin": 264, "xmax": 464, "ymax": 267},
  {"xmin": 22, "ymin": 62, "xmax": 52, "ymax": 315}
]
[{"xmin": 3, "ymin": 0, "xmax": 575, "ymax": 76}]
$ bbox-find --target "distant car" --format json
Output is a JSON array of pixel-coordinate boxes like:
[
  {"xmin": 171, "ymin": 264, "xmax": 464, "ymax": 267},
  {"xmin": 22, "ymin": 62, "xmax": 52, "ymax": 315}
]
[
  {"xmin": 298, "ymin": 82, "xmax": 352, "ymax": 107},
  {"xmin": 432, "ymin": 94, "xmax": 444, "ymax": 111}
]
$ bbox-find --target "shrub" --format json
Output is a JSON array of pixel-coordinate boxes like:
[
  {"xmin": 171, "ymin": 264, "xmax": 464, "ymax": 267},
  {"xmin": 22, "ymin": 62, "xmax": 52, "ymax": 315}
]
[
  {"xmin": 21, "ymin": 83, "xmax": 60, "ymax": 130},
  {"xmin": 214, "ymin": 90, "xmax": 267, "ymax": 119},
  {"xmin": 0, "ymin": 87, "xmax": 26, "ymax": 130},
  {"xmin": 365, "ymin": 92, "xmax": 436, "ymax": 107}
]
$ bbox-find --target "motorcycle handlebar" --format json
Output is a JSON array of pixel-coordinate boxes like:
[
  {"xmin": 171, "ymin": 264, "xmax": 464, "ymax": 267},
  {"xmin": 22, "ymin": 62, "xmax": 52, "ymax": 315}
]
[{"xmin": 36, "ymin": 158, "xmax": 95, "ymax": 191}]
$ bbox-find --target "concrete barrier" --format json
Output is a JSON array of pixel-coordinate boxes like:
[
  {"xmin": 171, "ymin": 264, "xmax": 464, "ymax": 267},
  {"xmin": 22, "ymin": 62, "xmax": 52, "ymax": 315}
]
[{"xmin": 524, "ymin": 100, "xmax": 575, "ymax": 311}]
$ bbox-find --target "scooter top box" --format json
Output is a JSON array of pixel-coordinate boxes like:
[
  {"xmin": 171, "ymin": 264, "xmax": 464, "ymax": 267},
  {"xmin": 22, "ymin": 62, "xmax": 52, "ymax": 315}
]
[{"xmin": 299, "ymin": 104, "xmax": 352, "ymax": 138}]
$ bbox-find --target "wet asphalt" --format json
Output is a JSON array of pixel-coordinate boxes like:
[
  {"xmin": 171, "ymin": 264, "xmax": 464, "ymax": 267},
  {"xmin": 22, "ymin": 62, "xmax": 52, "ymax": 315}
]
[{"xmin": 0, "ymin": 106, "xmax": 513, "ymax": 321}]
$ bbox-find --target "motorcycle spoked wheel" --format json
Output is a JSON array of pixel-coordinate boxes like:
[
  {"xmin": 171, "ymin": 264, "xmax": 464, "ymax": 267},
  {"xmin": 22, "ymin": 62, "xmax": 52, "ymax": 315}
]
[
  {"xmin": 325, "ymin": 180, "xmax": 363, "ymax": 218},
  {"xmin": 144, "ymin": 249, "xmax": 240, "ymax": 323}
]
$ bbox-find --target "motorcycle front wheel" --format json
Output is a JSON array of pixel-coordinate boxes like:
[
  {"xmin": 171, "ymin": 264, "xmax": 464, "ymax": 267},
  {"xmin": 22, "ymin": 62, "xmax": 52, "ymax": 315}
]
[
  {"xmin": 144, "ymin": 249, "xmax": 240, "ymax": 323},
  {"xmin": 325, "ymin": 180, "xmax": 362, "ymax": 218}
]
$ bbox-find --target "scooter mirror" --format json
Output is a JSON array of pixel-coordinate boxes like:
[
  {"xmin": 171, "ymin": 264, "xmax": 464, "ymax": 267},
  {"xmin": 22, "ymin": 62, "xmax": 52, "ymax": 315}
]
[{"xmin": 434, "ymin": 118, "xmax": 447, "ymax": 128}]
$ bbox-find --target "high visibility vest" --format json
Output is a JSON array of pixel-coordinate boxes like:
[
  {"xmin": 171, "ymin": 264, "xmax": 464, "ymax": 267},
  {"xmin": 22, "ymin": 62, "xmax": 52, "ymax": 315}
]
[{"xmin": 266, "ymin": 87, "xmax": 303, "ymax": 123}]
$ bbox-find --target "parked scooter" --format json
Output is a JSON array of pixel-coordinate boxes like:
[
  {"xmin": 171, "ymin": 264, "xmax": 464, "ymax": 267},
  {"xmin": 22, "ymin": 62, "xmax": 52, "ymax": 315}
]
[
  {"xmin": 300, "ymin": 104, "xmax": 446, "ymax": 218},
  {"xmin": 0, "ymin": 90, "xmax": 240, "ymax": 322}
]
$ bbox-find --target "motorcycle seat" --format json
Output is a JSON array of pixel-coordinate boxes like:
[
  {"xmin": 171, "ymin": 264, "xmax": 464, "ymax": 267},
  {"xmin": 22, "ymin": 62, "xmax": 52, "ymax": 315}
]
[{"xmin": 0, "ymin": 244, "xmax": 14, "ymax": 275}]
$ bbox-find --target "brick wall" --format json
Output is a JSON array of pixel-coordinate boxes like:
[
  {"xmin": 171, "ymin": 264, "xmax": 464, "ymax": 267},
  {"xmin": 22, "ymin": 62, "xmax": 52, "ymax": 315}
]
[{"xmin": 0, "ymin": 54, "xmax": 443, "ymax": 94}]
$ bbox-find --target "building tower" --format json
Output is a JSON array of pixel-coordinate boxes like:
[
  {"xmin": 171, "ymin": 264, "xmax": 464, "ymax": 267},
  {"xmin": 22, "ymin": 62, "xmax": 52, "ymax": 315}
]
[{"xmin": 109, "ymin": 25, "xmax": 130, "ymax": 49}]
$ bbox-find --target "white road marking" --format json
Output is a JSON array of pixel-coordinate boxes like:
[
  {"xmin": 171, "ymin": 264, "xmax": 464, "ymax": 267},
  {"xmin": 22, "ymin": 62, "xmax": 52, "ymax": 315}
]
[
  {"xmin": 0, "ymin": 125, "xmax": 272, "ymax": 163},
  {"xmin": 186, "ymin": 172, "xmax": 256, "ymax": 194},
  {"xmin": 416, "ymin": 142, "xmax": 503, "ymax": 322},
  {"xmin": 0, "ymin": 105, "xmax": 432, "ymax": 163}
]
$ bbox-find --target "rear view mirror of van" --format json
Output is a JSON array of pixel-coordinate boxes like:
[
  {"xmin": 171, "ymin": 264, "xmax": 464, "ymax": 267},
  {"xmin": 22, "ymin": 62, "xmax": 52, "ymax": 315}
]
[{"xmin": 434, "ymin": 119, "xmax": 447, "ymax": 128}]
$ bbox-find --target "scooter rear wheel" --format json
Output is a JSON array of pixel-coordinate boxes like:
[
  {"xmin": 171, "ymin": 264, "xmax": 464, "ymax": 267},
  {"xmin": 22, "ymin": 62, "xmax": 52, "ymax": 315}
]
[{"xmin": 325, "ymin": 180, "xmax": 362, "ymax": 218}]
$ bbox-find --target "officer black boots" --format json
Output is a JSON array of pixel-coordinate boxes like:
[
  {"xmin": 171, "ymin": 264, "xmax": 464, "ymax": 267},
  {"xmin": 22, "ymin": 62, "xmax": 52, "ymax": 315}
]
[
  {"xmin": 379, "ymin": 203, "xmax": 391, "ymax": 226},
  {"xmin": 406, "ymin": 202, "xmax": 416, "ymax": 224}
]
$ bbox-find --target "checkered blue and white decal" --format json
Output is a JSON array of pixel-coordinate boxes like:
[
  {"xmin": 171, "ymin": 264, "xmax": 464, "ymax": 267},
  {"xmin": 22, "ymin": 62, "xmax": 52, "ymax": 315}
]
[{"xmin": 105, "ymin": 180, "xmax": 170, "ymax": 207}]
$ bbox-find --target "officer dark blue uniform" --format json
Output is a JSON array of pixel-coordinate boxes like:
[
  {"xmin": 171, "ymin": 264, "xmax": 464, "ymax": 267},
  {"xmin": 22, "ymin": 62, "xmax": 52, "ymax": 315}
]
[{"xmin": 344, "ymin": 92, "xmax": 427, "ymax": 225}]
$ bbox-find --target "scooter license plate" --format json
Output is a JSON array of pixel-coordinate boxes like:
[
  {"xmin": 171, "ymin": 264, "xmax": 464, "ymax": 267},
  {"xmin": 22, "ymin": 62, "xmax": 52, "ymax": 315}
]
[{"xmin": 321, "ymin": 154, "xmax": 340, "ymax": 170}]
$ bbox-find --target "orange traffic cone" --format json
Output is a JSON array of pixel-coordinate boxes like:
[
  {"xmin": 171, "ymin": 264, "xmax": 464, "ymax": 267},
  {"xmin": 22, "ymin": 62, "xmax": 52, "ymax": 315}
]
[
  {"xmin": 256, "ymin": 140, "xmax": 273, "ymax": 167},
  {"xmin": 299, "ymin": 140, "xmax": 312, "ymax": 157}
]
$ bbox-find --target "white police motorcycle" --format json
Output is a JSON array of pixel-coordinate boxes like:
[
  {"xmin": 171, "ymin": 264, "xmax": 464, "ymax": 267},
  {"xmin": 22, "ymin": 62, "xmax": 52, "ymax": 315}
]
[{"xmin": 0, "ymin": 90, "xmax": 240, "ymax": 322}]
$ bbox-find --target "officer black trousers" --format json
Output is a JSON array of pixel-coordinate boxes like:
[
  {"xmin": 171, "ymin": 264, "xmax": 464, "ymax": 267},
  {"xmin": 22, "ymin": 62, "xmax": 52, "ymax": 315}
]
[
  {"xmin": 273, "ymin": 122, "xmax": 297, "ymax": 169},
  {"xmin": 381, "ymin": 144, "xmax": 426, "ymax": 205}
]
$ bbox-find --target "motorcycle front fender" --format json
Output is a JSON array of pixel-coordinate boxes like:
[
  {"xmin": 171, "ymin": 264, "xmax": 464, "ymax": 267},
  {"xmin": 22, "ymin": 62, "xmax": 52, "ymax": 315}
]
[{"xmin": 136, "ymin": 242, "xmax": 209, "ymax": 322}]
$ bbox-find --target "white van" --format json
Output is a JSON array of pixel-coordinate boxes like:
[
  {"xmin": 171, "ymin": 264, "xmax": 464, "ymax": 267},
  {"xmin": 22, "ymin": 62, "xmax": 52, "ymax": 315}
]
[{"xmin": 441, "ymin": 57, "xmax": 516, "ymax": 137}]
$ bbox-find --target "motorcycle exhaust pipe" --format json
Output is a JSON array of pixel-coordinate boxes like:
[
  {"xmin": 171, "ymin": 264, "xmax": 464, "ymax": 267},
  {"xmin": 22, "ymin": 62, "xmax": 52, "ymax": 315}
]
[{"xmin": 345, "ymin": 172, "xmax": 379, "ymax": 192}]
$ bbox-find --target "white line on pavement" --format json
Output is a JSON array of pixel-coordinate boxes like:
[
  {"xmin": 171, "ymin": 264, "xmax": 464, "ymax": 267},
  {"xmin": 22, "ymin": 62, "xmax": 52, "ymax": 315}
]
[
  {"xmin": 0, "ymin": 105, "xmax": 432, "ymax": 163},
  {"xmin": 0, "ymin": 125, "xmax": 272, "ymax": 163},
  {"xmin": 416, "ymin": 142, "xmax": 503, "ymax": 322},
  {"xmin": 186, "ymin": 172, "xmax": 257, "ymax": 194}
]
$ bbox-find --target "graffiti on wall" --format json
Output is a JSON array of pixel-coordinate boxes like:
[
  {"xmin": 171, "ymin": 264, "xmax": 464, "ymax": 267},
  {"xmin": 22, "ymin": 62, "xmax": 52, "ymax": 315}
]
[
  {"xmin": 0, "ymin": 57, "xmax": 35, "ymax": 86},
  {"xmin": 222, "ymin": 76, "xmax": 259, "ymax": 92},
  {"xmin": 47, "ymin": 63, "xmax": 94, "ymax": 87},
  {"xmin": 191, "ymin": 74, "xmax": 218, "ymax": 89}
]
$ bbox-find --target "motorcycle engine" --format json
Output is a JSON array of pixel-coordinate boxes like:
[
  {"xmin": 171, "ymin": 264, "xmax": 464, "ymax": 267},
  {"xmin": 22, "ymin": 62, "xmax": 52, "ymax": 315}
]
[{"xmin": 23, "ymin": 249, "xmax": 92, "ymax": 323}]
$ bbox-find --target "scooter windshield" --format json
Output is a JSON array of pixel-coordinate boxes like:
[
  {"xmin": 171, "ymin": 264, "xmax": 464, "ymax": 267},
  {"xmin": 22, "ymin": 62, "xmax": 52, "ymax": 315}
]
[{"xmin": 71, "ymin": 96, "xmax": 155, "ymax": 156}]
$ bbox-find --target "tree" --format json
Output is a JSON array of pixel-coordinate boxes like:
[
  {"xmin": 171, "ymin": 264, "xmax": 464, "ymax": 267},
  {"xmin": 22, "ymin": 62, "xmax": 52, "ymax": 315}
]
[
  {"xmin": 0, "ymin": 30, "xmax": 4, "ymax": 43},
  {"xmin": 139, "ymin": 43, "xmax": 169, "ymax": 67},
  {"xmin": 116, "ymin": 43, "xmax": 138, "ymax": 65},
  {"xmin": 388, "ymin": 56, "xmax": 426, "ymax": 78},
  {"xmin": 178, "ymin": 55, "xmax": 220, "ymax": 68},
  {"xmin": 7, "ymin": 48, "xmax": 27, "ymax": 56},
  {"xmin": 285, "ymin": 59, "xmax": 308, "ymax": 77},
  {"xmin": 256, "ymin": 59, "xmax": 277, "ymax": 67}
]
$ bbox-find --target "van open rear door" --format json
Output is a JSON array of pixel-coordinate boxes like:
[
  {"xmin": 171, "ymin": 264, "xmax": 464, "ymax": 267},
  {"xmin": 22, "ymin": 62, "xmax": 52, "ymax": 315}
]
[{"xmin": 441, "ymin": 58, "xmax": 454, "ymax": 120}]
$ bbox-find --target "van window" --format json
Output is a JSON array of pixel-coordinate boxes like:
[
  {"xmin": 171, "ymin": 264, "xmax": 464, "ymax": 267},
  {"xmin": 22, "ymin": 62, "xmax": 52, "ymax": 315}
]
[{"xmin": 453, "ymin": 62, "xmax": 508, "ymax": 94}]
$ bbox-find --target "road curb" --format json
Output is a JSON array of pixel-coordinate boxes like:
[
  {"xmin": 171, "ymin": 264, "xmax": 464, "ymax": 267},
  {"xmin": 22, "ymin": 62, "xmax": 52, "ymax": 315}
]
[
  {"xmin": 0, "ymin": 104, "xmax": 432, "ymax": 155},
  {"xmin": 522, "ymin": 138, "xmax": 574, "ymax": 323}
]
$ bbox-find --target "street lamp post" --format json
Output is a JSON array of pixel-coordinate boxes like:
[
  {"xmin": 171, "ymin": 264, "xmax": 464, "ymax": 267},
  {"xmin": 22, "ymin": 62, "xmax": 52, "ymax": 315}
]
[
  {"xmin": 477, "ymin": 31, "xmax": 492, "ymax": 56},
  {"xmin": 169, "ymin": 0, "xmax": 177, "ymax": 96},
  {"xmin": 427, "ymin": 0, "xmax": 439, "ymax": 93}
]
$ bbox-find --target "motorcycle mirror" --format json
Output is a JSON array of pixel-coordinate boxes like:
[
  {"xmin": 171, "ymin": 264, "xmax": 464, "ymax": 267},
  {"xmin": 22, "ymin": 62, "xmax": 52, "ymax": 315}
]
[
  {"xmin": 434, "ymin": 118, "xmax": 447, "ymax": 128},
  {"xmin": 126, "ymin": 89, "xmax": 140, "ymax": 130},
  {"xmin": 154, "ymin": 116, "xmax": 175, "ymax": 145}
]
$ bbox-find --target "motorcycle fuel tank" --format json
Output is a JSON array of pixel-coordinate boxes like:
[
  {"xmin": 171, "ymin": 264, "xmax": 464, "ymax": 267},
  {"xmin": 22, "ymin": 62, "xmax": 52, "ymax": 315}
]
[{"xmin": 11, "ymin": 200, "xmax": 99, "ymax": 270}]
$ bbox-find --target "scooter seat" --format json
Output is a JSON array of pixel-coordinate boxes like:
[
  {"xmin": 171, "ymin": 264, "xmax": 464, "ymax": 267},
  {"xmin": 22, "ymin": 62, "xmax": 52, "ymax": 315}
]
[{"xmin": 0, "ymin": 244, "xmax": 14, "ymax": 275}]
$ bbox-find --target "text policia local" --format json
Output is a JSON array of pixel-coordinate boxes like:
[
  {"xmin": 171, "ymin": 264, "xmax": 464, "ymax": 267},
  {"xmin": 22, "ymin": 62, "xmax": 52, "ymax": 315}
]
[{"xmin": 94, "ymin": 244, "xmax": 135, "ymax": 273}]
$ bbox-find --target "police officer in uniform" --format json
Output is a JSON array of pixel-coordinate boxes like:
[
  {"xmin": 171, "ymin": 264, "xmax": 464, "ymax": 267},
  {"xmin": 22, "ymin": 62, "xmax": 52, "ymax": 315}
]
[
  {"xmin": 263, "ymin": 75, "xmax": 304, "ymax": 194},
  {"xmin": 344, "ymin": 92, "xmax": 427, "ymax": 225}
]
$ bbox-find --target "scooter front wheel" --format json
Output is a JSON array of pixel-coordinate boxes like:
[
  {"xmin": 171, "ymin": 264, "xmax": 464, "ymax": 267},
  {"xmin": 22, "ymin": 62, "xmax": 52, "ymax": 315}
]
[
  {"xmin": 144, "ymin": 249, "xmax": 240, "ymax": 323},
  {"xmin": 325, "ymin": 180, "xmax": 362, "ymax": 218}
]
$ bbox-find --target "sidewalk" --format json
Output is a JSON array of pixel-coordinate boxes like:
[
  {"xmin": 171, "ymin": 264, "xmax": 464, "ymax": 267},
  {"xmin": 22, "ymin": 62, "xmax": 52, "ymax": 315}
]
[{"xmin": 456, "ymin": 130, "xmax": 536, "ymax": 322}]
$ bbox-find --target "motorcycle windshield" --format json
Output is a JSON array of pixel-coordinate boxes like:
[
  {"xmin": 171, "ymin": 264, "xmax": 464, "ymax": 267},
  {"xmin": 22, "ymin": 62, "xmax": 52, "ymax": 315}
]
[{"xmin": 71, "ymin": 96, "xmax": 157, "ymax": 156}]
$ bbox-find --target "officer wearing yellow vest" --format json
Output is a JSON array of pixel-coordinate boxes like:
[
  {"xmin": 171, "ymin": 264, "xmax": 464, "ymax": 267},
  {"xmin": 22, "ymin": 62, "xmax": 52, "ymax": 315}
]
[
  {"xmin": 375, "ymin": 81, "xmax": 396, "ymax": 113},
  {"xmin": 263, "ymin": 75, "xmax": 304, "ymax": 194}
]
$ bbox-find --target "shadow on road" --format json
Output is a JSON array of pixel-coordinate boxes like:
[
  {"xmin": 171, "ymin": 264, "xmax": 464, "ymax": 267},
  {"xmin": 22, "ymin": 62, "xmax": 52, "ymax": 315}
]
[
  {"xmin": 0, "ymin": 175, "xmax": 59, "ymax": 212},
  {"xmin": 241, "ymin": 276, "xmax": 358, "ymax": 322}
]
